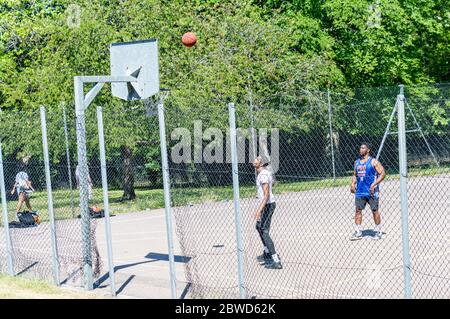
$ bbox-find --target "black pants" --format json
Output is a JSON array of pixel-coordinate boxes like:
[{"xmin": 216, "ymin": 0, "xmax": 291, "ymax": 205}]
[{"xmin": 256, "ymin": 202, "xmax": 277, "ymax": 255}]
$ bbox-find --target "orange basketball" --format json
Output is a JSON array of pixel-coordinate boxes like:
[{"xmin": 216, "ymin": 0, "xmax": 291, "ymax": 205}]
[{"xmin": 182, "ymin": 32, "xmax": 197, "ymax": 47}]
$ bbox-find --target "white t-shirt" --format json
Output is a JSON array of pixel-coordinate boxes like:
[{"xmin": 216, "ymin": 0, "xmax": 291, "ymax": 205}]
[
  {"xmin": 75, "ymin": 165, "xmax": 92, "ymax": 184},
  {"xmin": 15, "ymin": 172, "xmax": 29, "ymax": 188},
  {"xmin": 256, "ymin": 169, "xmax": 275, "ymax": 204},
  {"xmin": 75, "ymin": 165, "xmax": 80, "ymax": 183},
  {"xmin": 75, "ymin": 165, "xmax": 93, "ymax": 200}
]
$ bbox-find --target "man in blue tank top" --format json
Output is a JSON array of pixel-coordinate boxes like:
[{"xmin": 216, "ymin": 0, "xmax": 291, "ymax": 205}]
[{"xmin": 350, "ymin": 143, "xmax": 386, "ymax": 240}]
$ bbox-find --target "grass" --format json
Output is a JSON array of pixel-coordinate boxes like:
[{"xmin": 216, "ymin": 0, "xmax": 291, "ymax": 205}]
[
  {"xmin": 0, "ymin": 274, "xmax": 106, "ymax": 299},
  {"xmin": 1, "ymin": 165, "xmax": 448, "ymax": 224}
]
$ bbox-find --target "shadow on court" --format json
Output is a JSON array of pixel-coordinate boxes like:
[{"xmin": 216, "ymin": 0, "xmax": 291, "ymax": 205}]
[
  {"xmin": 145, "ymin": 252, "xmax": 191, "ymax": 263},
  {"xmin": 94, "ymin": 253, "xmax": 191, "ymax": 297},
  {"xmin": 94, "ymin": 210, "xmax": 189, "ymax": 299}
]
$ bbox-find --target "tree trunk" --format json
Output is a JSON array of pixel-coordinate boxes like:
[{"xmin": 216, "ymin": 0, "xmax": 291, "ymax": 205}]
[{"xmin": 121, "ymin": 146, "xmax": 136, "ymax": 200}]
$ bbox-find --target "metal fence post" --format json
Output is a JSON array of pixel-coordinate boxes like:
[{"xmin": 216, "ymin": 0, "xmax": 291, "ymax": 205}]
[
  {"xmin": 0, "ymin": 141, "xmax": 14, "ymax": 275},
  {"xmin": 376, "ymin": 100, "xmax": 398, "ymax": 161},
  {"xmin": 157, "ymin": 95, "xmax": 177, "ymax": 299},
  {"xmin": 74, "ymin": 77, "xmax": 93, "ymax": 290},
  {"xmin": 40, "ymin": 106, "xmax": 61, "ymax": 286},
  {"xmin": 96, "ymin": 106, "xmax": 116, "ymax": 296},
  {"xmin": 62, "ymin": 104, "xmax": 76, "ymax": 218},
  {"xmin": 327, "ymin": 89, "xmax": 336, "ymax": 181},
  {"xmin": 397, "ymin": 84, "xmax": 412, "ymax": 299},
  {"xmin": 249, "ymin": 90, "xmax": 258, "ymax": 160},
  {"xmin": 228, "ymin": 102, "xmax": 246, "ymax": 299}
]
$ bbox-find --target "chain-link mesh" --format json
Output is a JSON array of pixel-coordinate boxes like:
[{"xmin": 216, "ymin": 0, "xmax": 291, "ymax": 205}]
[
  {"xmin": 405, "ymin": 84, "xmax": 450, "ymax": 298},
  {"xmin": 58, "ymin": 104, "xmax": 102, "ymax": 286},
  {"xmin": 168, "ymin": 84, "xmax": 449, "ymax": 299},
  {"xmin": 0, "ymin": 108, "xmax": 56, "ymax": 281},
  {"xmin": 0, "ymin": 149, "xmax": 7, "ymax": 274},
  {"xmin": 165, "ymin": 95, "xmax": 241, "ymax": 298},
  {"xmin": 75, "ymin": 98, "xmax": 174, "ymax": 295},
  {"xmin": 0, "ymin": 220, "xmax": 5, "ymax": 274},
  {"xmin": 0, "ymin": 106, "xmax": 102, "ymax": 286},
  {"xmin": 0, "ymin": 84, "xmax": 448, "ymax": 299}
]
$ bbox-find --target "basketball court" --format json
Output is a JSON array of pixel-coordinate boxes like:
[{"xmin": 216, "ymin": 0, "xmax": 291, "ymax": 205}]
[{"xmin": 41, "ymin": 172, "xmax": 446, "ymax": 299}]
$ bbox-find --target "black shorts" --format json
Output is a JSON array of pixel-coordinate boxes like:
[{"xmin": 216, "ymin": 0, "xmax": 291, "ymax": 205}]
[{"xmin": 355, "ymin": 196, "xmax": 379, "ymax": 212}]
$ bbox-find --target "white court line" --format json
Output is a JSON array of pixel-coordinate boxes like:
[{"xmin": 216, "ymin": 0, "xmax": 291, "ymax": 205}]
[
  {"xmin": 10, "ymin": 247, "xmax": 67, "ymax": 253},
  {"xmin": 191, "ymin": 269, "xmax": 374, "ymax": 299},
  {"xmin": 301, "ymin": 271, "xmax": 386, "ymax": 296},
  {"xmin": 250, "ymin": 280, "xmax": 378, "ymax": 299},
  {"xmin": 411, "ymin": 238, "xmax": 450, "ymax": 248},
  {"xmin": 104, "ymin": 260, "xmax": 187, "ymax": 273},
  {"xmin": 103, "ymin": 254, "xmax": 185, "ymax": 263},
  {"xmin": 272, "ymin": 238, "xmax": 404, "ymax": 253},
  {"xmin": 311, "ymin": 248, "xmax": 450, "ymax": 294},
  {"xmin": 291, "ymin": 289, "xmax": 380, "ymax": 299},
  {"xmin": 412, "ymin": 235, "xmax": 450, "ymax": 243},
  {"xmin": 411, "ymin": 248, "xmax": 450, "ymax": 263},
  {"xmin": 108, "ymin": 214, "xmax": 165, "ymax": 224},
  {"xmin": 97, "ymin": 236, "xmax": 168, "ymax": 244},
  {"xmin": 271, "ymin": 196, "xmax": 450, "ymax": 204},
  {"xmin": 98, "ymin": 230, "xmax": 167, "ymax": 236}
]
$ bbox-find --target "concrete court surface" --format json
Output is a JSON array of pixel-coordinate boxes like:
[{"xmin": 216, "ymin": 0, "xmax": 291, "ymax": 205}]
[
  {"xmin": 1, "ymin": 174, "xmax": 449, "ymax": 299},
  {"xmin": 168, "ymin": 174, "xmax": 450, "ymax": 299},
  {"xmin": 94, "ymin": 209, "xmax": 189, "ymax": 299}
]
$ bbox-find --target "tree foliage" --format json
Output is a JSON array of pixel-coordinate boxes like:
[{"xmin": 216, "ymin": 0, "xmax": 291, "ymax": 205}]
[{"xmin": 0, "ymin": 0, "xmax": 448, "ymax": 185}]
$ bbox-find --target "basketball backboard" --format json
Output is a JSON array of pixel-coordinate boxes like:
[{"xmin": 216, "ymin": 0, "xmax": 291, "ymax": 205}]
[{"xmin": 110, "ymin": 39, "xmax": 159, "ymax": 101}]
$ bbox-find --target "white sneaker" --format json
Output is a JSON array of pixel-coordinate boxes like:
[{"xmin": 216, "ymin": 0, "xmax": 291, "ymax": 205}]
[
  {"xmin": 350, "ymin": 231, "xmax": 363, "ymax": 241},
  {"xmin": 372, "ymin": 231, "xmax": 382, "ymax": 240}
]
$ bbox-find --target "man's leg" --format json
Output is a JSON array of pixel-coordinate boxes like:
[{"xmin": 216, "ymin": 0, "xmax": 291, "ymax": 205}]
[
  {"xmin": 355, "ymin": 208, "xmax": 363, "ymax": 227},
  {"xmin": 260, "ymin": 204, "xmax": 276, "ymax": 256},
  {"xmin": 256, "ymin": 220, "xmax": 266, "ymax": 247},
  {"xmin": 261, "ymin": 204, "xmax": 282, "ymax": 269},
  {"xmin": 16, "ymin": 193, "xmax": 25, "ymax": 213},
  {"xmin": 351, "ymin": 198, "xmax": 365, "ymax": 240},
  {"xmin": 373, "ymin": 210, "xmax": 381, "ymax": 226},
  {"xmin": 256, "ymin": 209, "xmax": 271, "ymax": 264},
  {"xmin": 24, "ymin": 196, "xmax": 33, "ymax": 211},
  {"xmin": 370, "ymin": 197, "xmax": 382, "ymax": 239}
]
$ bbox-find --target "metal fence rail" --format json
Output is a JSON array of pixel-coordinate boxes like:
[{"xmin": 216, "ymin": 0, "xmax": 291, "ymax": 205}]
[
  {"xmin": 167, "ymin": 83, "xmax": 450, "ymax": 299},
  {"xmin": 0, "ymin": 83, "xmax": 449, "ymax": 299}
]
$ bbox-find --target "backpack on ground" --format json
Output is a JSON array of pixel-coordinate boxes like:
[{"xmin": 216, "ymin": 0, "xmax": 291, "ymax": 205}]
[
  {"xmin": 89, "ymin": 205, "xmax": 105, "ymax": 218},
  {"xmin": 17, "ymin": 211, "xmax": 41, "ymax": 226}
]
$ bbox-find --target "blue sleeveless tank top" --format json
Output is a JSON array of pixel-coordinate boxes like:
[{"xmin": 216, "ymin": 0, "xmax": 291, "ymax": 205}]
[{"xmin": 355, "ymin": 156, "xmax": 379, "ymax": 198}]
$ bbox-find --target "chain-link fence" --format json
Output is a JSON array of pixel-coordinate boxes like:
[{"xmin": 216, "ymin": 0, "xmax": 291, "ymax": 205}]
[
  {"xmin": 0, "ymin": 106, "xmax": 102, "ymax": 287},
  {"xmin": 168, "ymin": 83, "xmax": 449, "ymax": 299},
  {"xmin": 0, "ymin": 100, "xmax": 170, "ymax": 293},
  {"xmin": 405, "ymin": 85, "xmax": 450, "ymax": 298},
  {"xmin": 0, "ymin": 108, "xmax": 56, "ymax": 282},
  {"xmin": 165, "ymin": 93, "xmax": 241, "ymax": 298},
  {"xmin": 0, "ymin": 83, "xmax": 449, "ymax": 299}
]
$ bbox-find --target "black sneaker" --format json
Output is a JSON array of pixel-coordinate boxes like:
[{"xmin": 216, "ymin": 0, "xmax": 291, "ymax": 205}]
[
  {"xmin": 256, "ymin": 253, "xmax": 272, "ymax": 265},
  {"xmin": 265, "ymin": 260, "xmax": 283, "ymax": 269}
]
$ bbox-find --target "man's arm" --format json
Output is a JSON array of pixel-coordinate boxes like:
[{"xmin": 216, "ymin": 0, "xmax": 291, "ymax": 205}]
[
  {"xmin": 255, "ymin": 183, "xmax": 269, "ymax": 220},
  {"xmin": 370, "ymin": 159, "xmax": 386, "ymax": 194},
  {"xmin": 27, "ymin": 180, "xmax": 35, "ymax": 192},
  {"xmin": 350, "ymin": 164, "xmax": 357, "ymax": 193},
  {"xmin": 11, "ymin": 181, "xmax": 17, "ymax": 194}
]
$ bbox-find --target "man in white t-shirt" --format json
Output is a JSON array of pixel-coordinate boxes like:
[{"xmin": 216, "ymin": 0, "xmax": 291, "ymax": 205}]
[
  {"xmin": 253, "ymin": 156, "xmax": 282, "ymax": 269},
  {"xmin": 10, "ymin": 171, "xmax": 35, "ymax": 214},
  {"xmin": 75, "ymin": 164, "xmax": 93, "ymax": 201}
]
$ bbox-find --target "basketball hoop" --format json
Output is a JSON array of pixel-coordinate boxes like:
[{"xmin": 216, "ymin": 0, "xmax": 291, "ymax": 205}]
[{"xmin": 145, "ymin": 88, "xmax": 170, "ymax": 117}]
